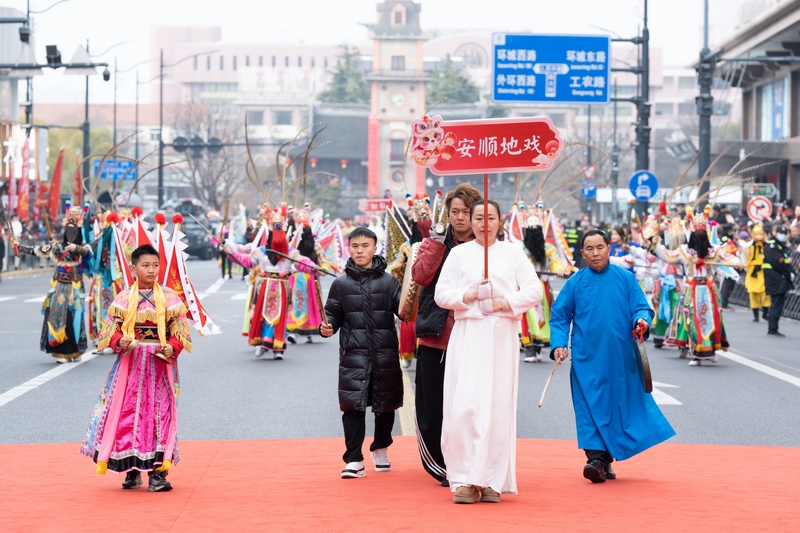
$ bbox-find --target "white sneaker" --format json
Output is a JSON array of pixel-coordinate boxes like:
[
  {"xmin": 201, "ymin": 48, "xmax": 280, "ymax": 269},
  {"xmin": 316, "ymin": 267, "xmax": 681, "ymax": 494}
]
[
  {"xmin": 371, "ymin": 448, "xmax": 391, "ymax": 472},
  {"xmin": 535, "ymin": 353, "xmax": 543, "ymax": 362},
  {"xmin": 55, "ymin": 358, "xmax": 69, "ymax": 364},
  {"xmin": 708, "ymin": 355, "xmax": 718, "ymax": 363},
  {"xmin": 400, "ymin": 358, "xmax": 411, "ymax": 369},
  {"xmin": 286, "ymin": 334, "xmax": 297, "ymax": 344},
  {"xmin": 688, "ymin": 360, "xmax": 701, "ymax": 366},
  {"xmin": 254, "ymin": 346, "xmax": 265, "ymax": 358},
  {"xmin": 71, "ymin": 355, "xmax": 82, "ymax": 363},
  {"xmin": 523, "ymin": 355, "xmax": 537, "ymax": 363},
  {"xmin": 341, "ymin": 461, "xmax": 365, "ymax": 478},
  {"xmin": 273, "ymin": 351, "xmax": 283, "ymax": 360}
]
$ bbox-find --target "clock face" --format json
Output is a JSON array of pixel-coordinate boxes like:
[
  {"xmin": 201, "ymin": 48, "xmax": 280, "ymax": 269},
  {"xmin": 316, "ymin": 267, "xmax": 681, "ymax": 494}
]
[{"xmin": 389, "ymin": 91, "xmax": 406, "ymax": 108}]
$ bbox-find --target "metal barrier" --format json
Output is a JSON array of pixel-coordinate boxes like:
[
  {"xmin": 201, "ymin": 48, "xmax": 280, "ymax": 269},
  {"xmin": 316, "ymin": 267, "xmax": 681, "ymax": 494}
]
[
  {"xmin": 729, "ymin": 250, "xmax": 800, "ymax": 320},
  {"xmin": 1, "ymin": 238, "xmax": 51, "ymax": 273}
]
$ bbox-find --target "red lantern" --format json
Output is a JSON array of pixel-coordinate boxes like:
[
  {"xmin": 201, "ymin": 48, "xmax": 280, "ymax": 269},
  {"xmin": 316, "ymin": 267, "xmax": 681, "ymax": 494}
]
[{"xmin": 340, "ymin": 158, "xmax": 348, "ymax": 169}]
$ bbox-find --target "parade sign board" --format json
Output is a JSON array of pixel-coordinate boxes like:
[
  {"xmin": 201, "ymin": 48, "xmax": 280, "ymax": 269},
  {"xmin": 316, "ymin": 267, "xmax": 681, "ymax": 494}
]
[
  {"xmin": 409, "ymin": 115, "xmax": 563, "ymax": 175},
  {"xmin": 491, "ymin": 33, "xmax": 611, "ymax": 104},
  {"xmin": 358, "ymin": 198, "xmax": 391, "ymax": 213}
]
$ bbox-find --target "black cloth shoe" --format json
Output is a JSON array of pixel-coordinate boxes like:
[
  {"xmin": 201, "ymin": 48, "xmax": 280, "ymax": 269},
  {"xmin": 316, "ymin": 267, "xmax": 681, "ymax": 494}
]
[
  {"xmin": 121, "ymin": 470, "xmax": 143, "ymax": 489},
  {"xmin": 441, "ymin": 479, "xmax": 450, "ymax": 487},
  {"xmin": 762, "ymin": 307, "xmax": 769, "ymax": 320},
  {"xmin": 147, "ymin": 470, "xmax": 173, "ymax": 492},
  {"xmin": 583, "ymin": 460, "xmax": 606, "ymax": 483},
  {"xmin": 752, "ymin": 309, "xmax": 759, "ymax": 322},
  {"xmin": 767, "ymin": 331, "xmax": 785, "ymax": 337},
  {"xmin": 604, "ymin": 464, "xmax": 616, "ymax": 480}
]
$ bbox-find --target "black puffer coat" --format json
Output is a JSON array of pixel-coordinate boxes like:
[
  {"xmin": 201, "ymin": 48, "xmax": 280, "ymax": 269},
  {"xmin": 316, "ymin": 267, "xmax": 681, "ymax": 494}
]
[{"xmin": 325, "ymin": 255, "xmax": 403, "ymax": 413}]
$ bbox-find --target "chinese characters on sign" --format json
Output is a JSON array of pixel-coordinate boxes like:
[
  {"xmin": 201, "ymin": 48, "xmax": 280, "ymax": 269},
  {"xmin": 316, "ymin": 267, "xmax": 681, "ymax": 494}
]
[
  {"xmin": 492, "ymin": 34, "xmax": 611, "ymax": 104},
  {"xmin": 410, "ymin": 115, "xmax": 563, "ymax": 175}
]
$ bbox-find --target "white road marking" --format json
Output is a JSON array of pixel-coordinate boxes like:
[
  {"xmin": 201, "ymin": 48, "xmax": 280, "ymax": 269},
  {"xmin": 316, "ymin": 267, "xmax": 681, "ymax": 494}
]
[
  {"xmin": 651, "ymin": 381, "xmax": 682, "ymax": 405},
  {"xmin": 24, "ymin": 296, "xmax": 45, "ymax": 303},
  {"xmin": 196, "ymin": 278, "xmax": 226, "ymax": 300},
  {"xmin": 399, "ymin": 365, "xmax": 416, "ymax": 437},
  {"xmin": 717, "ymin": 350, "xmax": 800, "ymax": 388},
  {"xmin": 0, "ymin": 351, "xmax": 99, "ymax": 408},
  {"xmin": 230, "ymin": 292, "xmax": 248, "ymax": 300},
  {"xmin": 0, "ymin": 296, "xmax": 16, "ymax": 302}
]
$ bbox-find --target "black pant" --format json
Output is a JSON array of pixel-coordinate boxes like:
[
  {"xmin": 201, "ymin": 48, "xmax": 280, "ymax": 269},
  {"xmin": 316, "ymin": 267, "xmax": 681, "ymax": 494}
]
[
  {"xmin": 720, "ymin": 277, "xmax": 736, "ymax": 307},
  {"xmin": 220, "ymin": 252, "xmax": 231, "ymax": 277},
  {"xmin": 414, "ymin": 344, "xmax": 447, "ymax": 482},
  {"xmin": 585, "ymin": 449, "xmax": 613, "ymax": 467},
  {"xmin": 342, "ymin": 410, "xmax": 394, "ymax": 463},
  {"xmin": 768, "ymin": 292, "xmax": 786, "ymax": 333}
]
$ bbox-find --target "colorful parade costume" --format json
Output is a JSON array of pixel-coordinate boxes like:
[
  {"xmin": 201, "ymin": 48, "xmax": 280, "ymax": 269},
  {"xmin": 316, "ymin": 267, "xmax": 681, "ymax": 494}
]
[
  {"xmin": 739, "ymin": 224, "xmax": 772, "ymax": 322},
  {"xmin": 80, "ymin": 282, "xmax": 191, "ymax": 480},
  {"xmin": 87, "ymin": 212, "xmax": 126, "ymax": 344},
  {"xmin": 655, "ymin": 212, "xmax": 743, "ymax": 363},
  {"xmin": 19, "ymin": 205, "xmax": 93, "ymax": 362},
  {"xmin": 287, "ymin": 209, "xmax": 324, "ymax": 341}
]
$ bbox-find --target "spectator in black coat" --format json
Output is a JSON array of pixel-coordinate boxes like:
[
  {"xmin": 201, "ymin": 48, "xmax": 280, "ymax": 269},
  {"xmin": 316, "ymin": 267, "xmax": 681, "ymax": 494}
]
[{"xmin": 320, "ymin": 227, "xmax": 402, "ymax": 479}]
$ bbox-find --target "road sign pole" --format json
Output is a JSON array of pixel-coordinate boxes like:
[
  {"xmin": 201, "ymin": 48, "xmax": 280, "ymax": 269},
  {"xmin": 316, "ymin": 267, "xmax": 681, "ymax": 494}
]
[
  {"xmin": 634, "ymin": 0, "xmax": 651, "ymax": 218},
  {"xmin": 586, "ymin": 105, "xmax": 592, "ymax": 216}
]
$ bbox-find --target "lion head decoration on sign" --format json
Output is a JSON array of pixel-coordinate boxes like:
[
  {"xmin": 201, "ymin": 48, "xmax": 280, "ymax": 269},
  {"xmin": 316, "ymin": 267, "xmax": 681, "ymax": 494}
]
[{"xmin": 409, "ymin": 115, "xmax": 457, "ymax": 167}]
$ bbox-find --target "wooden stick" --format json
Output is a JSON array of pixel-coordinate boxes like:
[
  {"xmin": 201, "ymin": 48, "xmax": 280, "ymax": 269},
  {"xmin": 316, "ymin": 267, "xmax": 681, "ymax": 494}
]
[
  {"xmin": 315, "ymin": 278, "xmax": 329, "ymax": 327},
  {"xmin": 538, "ymin": 360, "xmax": 560, "ymax": 408},
  {"xmin": 483, "ymin": 173, "xmax": 489, "ymax": 279}
]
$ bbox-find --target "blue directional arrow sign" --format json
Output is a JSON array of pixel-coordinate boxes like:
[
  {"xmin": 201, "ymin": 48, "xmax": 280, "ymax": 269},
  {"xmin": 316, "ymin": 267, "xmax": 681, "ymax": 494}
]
[
  {"xmin": 581, "ymin": 180, "xmax": 597, "ymax": 198},
  {"xmin": 491, "ymin": 33, "xmax": 611, "ymax": 104},
  {"xmin": 629, "ymin": 170, "xmax": 659, "ymax": 201}
]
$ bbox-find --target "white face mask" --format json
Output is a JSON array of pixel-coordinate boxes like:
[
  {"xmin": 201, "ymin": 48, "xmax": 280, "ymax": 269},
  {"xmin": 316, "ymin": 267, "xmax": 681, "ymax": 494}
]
[{"xmin": 776, "ymin": 234, "xmax": 787, "ymax": 243}]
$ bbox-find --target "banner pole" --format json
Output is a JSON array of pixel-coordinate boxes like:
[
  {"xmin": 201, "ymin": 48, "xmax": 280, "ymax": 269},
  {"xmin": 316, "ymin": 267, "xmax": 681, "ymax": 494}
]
[{"xmin": 484, "ymin": 173, "xmax": 489, "ymax": 279}]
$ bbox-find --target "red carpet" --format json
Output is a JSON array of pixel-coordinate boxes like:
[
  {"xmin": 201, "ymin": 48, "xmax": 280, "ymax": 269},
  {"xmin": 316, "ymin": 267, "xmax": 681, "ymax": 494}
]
[{"xmin": 1, "ymin": 437, "xmax": 797, "ymax": 532}]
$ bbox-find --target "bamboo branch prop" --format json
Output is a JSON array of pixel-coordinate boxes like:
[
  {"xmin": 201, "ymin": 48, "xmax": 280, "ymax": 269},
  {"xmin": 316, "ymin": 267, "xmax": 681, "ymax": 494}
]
[
  {"xmin": 126, "ymin": 160, "xmax": 188, "ymax": 204},
  {"xmin": 315, "ymin": 279, "xmax": 329, "ymax": 326},
  {"xmin": 298, "ymin": 124, "xmax": 328, "ymax": 204},
  {"xmin": 264, "ymin": 248, "xmax": 338, "ymax": 277},
  {"xmin": 667, "ymin": 149, "xmax": 701, "ymax": 204},
  {"xmin": 39, "ymin": 201, "xmax": 53, "ymax": 240},
  {"xmin": 538, "ymin": 360, "xmax": 560, "ymax": 408},
  {"xmin": 86, "ymin": 132, "xmax": 139, "ymax": 202},
  {"xmin": 243, "ymin": 115, "xmax": 271, "ymax": 203},
  {"xmin": 725, "ymin": 144, "xmax": 764, "ymax": 176},
  {"xmin": 533, "ymin": 148, "xmax": 581, "ymax": 200},
  {"xmin": 540, "ymin": 170, "xmax": 589, "ymax": 202},
  {"xmin": 692, "ymin": 161, "xmax": 779, "ymax": 209}
]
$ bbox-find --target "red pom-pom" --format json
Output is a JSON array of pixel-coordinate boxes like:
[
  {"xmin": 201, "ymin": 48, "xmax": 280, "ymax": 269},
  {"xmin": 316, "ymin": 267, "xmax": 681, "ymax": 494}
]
[
  {"xmin": 658, "ymin": 201, "xmax": 668, "ymax": 217},
  {"xmin": 106, "ymin": 213, "xmax": 120, "ymax": 225},
  {"xmin": 172, "ymin": 214, "xmax": 184, "ymax": 224},
  {"xmin": 131, "ymin": 206, "xmax": 143, "ymax": 218},
  {"xmin": 436, "ymin": 189, "xmax": 443, "ymax": 197},
  {"xmin": 154, "ymin": 213, "xmax": 167, "ymax": 225}
]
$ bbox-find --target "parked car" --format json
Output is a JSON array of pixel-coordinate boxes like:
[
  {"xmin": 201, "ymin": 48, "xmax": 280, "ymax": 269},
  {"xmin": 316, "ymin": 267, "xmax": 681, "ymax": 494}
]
[{"xmin": 156, "ymin": 198, "xmax": 218, "ymax": 260}]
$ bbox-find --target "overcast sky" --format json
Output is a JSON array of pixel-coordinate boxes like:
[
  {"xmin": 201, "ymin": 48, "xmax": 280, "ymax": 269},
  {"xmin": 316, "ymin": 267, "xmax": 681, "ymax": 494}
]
[{"xmin": 6, "ymin": 0, "xmax": 751, "ymax": 105}]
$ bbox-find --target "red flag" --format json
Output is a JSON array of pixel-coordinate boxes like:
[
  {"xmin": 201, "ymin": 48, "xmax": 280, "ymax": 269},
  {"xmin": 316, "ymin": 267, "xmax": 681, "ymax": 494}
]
[
  {"xmin": 17, "ymin": 138, "xmax": 30, "ymax": 221},
  {"xmin": 8, "ymin": 159, "xmax": 17, "ymax": 211},
  {"xmin": 72, "ymin": 151, "xmax": 82, "ymax": 205},
  {"xmin": 49, "ymin": 147, "xmax": 64, "ymax": 222}
]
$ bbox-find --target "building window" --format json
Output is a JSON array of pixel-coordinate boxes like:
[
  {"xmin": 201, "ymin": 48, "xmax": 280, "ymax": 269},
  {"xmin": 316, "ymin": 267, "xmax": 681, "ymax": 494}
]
[
  {"xmin": 390, "ymin": 169, "xmax": 405, "ymax": 184},
  {"xmin": 391, "ymin": 55, "xmax": 405, "ymax": 71},
  {"xmin": 233, "ymin": 56, "xmax": 237, "ymax": 70},
  {"xmin": 311, "ymin": 57, "xmax": 315, "ymax": 68},
  {"xmin": 678, "ymin": 102, "xmax": 695, "ymax": 116},
  {"xmin": 390, "ymin": 139, "xmax": 405, "ymax": 161},
  {"xmin": 246, "ymin": 56, "xmax": 250, "ymax": 67},
  {"xmin": 207, "ymin": 56, "xmax": 211, "ymax": 70},
  {"xmin": 655, "ymin": 103, "xmax": 673, "ymax": 116},
  {"xmin": 285, "ymin": 56, "xmax": 289, "ymax": 67},
  {"xmin": 662, "ymin": 76, "xmax": 674, "ymax": 89},
  {"xmin": 678, "ymin": 76, "xmax": 695, "ymax": 90},
  {"xmin": 259, "ymin": 56, "xmax": 263, "ymax": 67},
  {"xmin": 272, "ymin": 56, "xmax": 276, "ymax": 67},
  {"xmin": 760, "ymin": 78, "xmax": 789, "ymax": 140},
  {"xmin": 193, "ymin": 56, "xmax": 198, "ymax": 70},
  {"xmin": 247, "ymin": 110, "xmax": 264, "ymax": 125},
  {"xmin": 150, "ymin": 130, "xmax": 161, "ymax": 142},
  {"xmin": 274, "ymin": 110, "xmax": 293, "ymax": 125},
  {"xmin": 391, "ymin": 5, "xmax": 406, "ymax": 26},
  {"xmin": 220, "ymin": 56, "xmax": 224, "ymax": 70}
]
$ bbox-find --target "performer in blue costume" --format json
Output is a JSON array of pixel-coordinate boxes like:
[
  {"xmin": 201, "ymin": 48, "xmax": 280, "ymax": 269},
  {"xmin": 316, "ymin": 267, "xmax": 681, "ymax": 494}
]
[{"xmin": 549, "ymin": 229, "xmax": 675, "ymax": 483}]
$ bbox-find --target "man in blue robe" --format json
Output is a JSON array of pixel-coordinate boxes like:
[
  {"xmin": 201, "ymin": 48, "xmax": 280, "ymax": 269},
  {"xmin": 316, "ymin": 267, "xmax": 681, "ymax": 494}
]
[{"xmin": 550, "ymin": 229, "xmax": 675, "ymax": 483}]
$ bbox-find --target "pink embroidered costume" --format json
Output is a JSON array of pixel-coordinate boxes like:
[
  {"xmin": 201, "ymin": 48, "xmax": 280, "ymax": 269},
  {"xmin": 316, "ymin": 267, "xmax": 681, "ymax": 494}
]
[{"xmin": 80, "ymin": 283, "xmax": 191, "ymax": 475}]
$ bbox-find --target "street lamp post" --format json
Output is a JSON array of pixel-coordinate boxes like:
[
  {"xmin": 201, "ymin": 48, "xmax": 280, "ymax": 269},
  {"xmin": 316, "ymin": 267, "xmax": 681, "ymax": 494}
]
[
  {"xmin": 83, "ymin": 40, "xmax": 91, "ymax": 184},
  {"xmin": 611, "ymin": 79, "xmax": 619, "ymax": 222}
]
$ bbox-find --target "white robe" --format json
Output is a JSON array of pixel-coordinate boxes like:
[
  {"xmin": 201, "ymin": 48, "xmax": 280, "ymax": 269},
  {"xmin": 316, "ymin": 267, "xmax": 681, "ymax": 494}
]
[{"xmin": 435, "ymin": 240, "xmax": 542, "ymax": 493}]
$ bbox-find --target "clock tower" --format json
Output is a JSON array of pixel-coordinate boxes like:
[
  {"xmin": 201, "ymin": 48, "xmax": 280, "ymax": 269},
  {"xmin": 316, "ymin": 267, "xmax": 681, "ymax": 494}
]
[{"xmin": 365, "ymin": 1, "xmax": 430, "ymax": 200}]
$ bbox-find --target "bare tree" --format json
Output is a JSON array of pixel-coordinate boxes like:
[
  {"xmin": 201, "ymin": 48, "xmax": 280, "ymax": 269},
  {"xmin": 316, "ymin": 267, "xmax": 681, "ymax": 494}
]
[{"xmin": 171, "ymin": 104, "xmax": 247, "ymax": 210}]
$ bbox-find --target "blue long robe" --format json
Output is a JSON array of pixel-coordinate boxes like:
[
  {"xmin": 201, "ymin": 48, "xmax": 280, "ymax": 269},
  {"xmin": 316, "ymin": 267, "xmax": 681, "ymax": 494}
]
[{"xmin": 550, "ymin": 264, "xmax": 675, "ymax": 461}]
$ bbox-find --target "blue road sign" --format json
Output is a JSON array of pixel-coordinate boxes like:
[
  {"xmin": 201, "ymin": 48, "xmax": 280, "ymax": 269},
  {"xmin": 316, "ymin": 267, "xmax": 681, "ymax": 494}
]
[
  {"xmin": 581, "ymin": 180, "xmax": 597, "ymax": 198},
  {"xmin": 94, "ymin": 159, "xmax": 137, "ymax": 181},
  {"xmin": 629, "ymin": 170, "xmax": 659, "ymax": 201},
  {"xmin": 491, "ymin": 33, "xmax": 611, "ymax": 104}
]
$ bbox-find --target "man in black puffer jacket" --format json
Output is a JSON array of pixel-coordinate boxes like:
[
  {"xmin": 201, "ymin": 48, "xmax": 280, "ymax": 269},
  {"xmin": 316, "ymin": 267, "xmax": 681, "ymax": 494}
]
[{"xmin": 320, "ymin": 227, "xmax": 402, "ymax": 479}]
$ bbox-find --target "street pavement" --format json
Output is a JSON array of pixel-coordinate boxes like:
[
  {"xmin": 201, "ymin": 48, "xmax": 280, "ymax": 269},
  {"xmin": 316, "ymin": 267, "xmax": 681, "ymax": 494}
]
[{"xmin": 0, "ymin": 260, "xmax": 798, "ymax": 449}]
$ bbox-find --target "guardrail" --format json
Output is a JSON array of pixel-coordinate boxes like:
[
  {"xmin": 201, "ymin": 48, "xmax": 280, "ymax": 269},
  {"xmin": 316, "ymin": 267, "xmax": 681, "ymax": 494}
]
[
  {"xmin": 728, "ymin": 250, "xmax": 800, "ymax": 320},
  {"xmin": 1, "ymin": 238, "xmax": 51, "ymax": 273}
]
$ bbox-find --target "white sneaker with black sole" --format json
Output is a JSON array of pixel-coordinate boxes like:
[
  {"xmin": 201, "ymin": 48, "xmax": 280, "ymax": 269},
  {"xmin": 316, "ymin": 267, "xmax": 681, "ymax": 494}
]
[
  {"xmin": 370, "ymin": 448, "xmax": 391, "ymax": 472},
  {"xmin": 273, "ymin": 351, "xmax": 283, "ymax": 360},
  {"xmin": 341, "ymin": 461, "xmax": 365, "ymax": 478}
]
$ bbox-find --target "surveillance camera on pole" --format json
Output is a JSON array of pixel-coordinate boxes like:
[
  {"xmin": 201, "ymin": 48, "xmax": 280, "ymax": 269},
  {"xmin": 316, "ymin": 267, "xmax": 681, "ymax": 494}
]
[{"xmin": 19, "ymin": 24, "xmax": 31, "ymax": 43}]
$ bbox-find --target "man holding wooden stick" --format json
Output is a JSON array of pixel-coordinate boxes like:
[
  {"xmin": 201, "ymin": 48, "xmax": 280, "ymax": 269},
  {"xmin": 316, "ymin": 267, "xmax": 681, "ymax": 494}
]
[{"xmin": 549, "ymin": 229, "xmax": 675, "ymax": 483}]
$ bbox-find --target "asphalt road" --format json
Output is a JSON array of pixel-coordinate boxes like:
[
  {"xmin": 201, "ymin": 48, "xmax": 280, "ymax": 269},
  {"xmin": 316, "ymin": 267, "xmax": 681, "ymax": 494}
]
[{"xmin": 1, "ymin": 260, "xmax": 798, "ymax": 449}]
